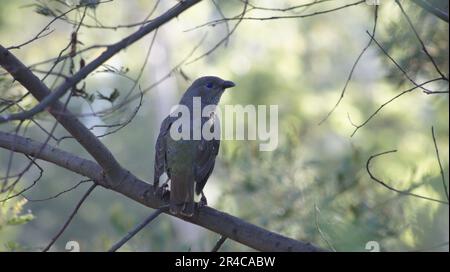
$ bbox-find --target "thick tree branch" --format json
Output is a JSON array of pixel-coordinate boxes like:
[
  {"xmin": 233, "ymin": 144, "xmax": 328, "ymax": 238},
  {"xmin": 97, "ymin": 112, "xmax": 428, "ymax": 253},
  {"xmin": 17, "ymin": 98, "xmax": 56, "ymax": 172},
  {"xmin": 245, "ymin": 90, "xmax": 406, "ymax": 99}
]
[
  {"xmin": 0, "ymin": 0, "xmax": 201, "ymax": 124},
  {"xmin": 0, "ymin": 44, "xmax": 124, "ymax": 186},
  {"xmin": 0, "ymin": 131, "xmax": 325, "ymax": 252}
]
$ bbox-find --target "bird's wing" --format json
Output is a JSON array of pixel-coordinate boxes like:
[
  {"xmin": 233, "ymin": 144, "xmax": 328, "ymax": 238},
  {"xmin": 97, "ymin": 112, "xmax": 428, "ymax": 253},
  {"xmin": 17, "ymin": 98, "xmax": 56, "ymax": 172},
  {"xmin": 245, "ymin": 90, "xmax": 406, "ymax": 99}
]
[
  {"xmin": 194, "ymin": 121, "xmax": 220, "ymax": 195},
  {"xmin": 153, "ymin": 116, "xmax": 174, "ymax": 188}
]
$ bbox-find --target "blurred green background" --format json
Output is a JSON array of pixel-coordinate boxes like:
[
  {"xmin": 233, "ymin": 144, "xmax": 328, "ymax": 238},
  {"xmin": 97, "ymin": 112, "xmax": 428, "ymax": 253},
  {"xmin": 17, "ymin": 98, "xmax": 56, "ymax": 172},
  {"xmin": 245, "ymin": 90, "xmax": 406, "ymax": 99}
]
[{"xmin": 0, "ymin": 0, "xmax": 448, "ymax": 251}]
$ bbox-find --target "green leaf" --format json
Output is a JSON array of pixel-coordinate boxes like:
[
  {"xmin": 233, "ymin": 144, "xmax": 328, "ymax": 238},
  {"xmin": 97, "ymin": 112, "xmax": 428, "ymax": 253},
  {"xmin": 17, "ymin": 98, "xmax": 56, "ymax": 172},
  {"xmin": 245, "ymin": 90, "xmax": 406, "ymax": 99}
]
[{"xmin": 7, "ymin": 213, "xmax": 35, "ymax": 226}]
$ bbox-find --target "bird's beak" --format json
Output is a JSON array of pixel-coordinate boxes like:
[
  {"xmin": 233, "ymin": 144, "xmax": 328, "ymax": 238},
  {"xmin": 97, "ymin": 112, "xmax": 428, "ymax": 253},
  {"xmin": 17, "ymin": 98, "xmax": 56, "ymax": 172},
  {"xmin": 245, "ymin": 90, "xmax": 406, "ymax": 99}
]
[{"xmin": 222, "ymin": 80, "xmax": 235, "ymax": 89}]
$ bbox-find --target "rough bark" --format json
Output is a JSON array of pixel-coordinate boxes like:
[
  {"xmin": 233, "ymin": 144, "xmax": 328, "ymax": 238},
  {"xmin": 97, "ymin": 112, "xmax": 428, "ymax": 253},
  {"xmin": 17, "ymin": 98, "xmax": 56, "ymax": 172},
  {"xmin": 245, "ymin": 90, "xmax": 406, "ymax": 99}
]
[{"xmin": 0, "ymin": 131, "xmax": 325, "ymax": 252}]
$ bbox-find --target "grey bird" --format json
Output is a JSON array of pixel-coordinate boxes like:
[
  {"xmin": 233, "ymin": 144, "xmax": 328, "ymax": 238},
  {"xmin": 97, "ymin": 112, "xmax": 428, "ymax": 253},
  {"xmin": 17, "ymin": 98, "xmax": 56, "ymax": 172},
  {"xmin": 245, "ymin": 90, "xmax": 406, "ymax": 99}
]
[{"xmin": 153, "ymin": 76, "xmax": 235, "ymax": 217}]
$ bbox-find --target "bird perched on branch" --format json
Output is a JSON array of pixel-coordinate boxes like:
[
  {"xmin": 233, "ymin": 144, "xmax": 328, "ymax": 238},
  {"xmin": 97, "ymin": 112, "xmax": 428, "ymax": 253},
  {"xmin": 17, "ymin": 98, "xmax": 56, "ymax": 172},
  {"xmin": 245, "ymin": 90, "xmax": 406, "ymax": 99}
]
[{"xmin": 153, "ymin": 76, "xmax": 235, "ymax": 217}]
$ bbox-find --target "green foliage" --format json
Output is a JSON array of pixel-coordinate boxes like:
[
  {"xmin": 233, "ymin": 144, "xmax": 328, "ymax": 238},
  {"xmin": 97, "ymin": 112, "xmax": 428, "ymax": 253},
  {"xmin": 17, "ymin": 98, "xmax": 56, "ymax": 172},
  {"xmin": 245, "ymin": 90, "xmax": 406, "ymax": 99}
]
[{"xmin": 0, "ymin": 198, "xmax": 34, "ymax": 230}]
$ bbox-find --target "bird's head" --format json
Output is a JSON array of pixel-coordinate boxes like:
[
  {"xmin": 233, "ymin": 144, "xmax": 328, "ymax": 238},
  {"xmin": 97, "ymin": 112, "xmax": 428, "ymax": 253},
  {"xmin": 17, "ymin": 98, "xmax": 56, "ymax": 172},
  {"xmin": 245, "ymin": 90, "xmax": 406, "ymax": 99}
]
[{"xmin": 181, "ymin": 76, "xmax": 235, "ymax": 105}]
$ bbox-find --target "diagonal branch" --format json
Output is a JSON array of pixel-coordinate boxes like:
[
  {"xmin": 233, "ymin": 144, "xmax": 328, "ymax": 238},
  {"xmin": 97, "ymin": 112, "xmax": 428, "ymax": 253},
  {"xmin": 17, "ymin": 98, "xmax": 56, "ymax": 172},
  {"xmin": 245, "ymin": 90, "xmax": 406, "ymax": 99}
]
[
  {"xmin": 431, "ymin": 126, "xmax": 449, "ymax": 202},
  {"xmin": 0, "ymin": 131, "xmax": 325, "ymax": 252},
  {"xmin": 211, "ymin": 235, "xmax": 227, "ymax": 252},
  {"xmin": 395, "ymin": 0, "xmax": 448, "ymax": 80},
  {"xmin": 411, "ymin": 0, "xmax": 449, "ymax": 23},
  {"xmin": 365, "ymin": 31, "xmax": 434, "ymax": 94},
  {"xmin": 0, "ymin": 0, "xmax": 202, "ymax": 124},
  {"xmin": 43, "ymin": 183, "xmax": 97, "ymax": 252},
  {"xmin": 108, "ymin": 208, "xmax": 165, "ymax": 252}
]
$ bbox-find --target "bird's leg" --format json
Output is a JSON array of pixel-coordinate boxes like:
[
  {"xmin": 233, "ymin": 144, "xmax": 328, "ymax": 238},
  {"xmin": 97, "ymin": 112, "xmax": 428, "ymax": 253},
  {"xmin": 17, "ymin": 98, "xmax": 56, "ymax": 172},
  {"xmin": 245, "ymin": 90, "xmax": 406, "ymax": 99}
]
[
  {"xmin": 155, "ymin": 178, "xmax": 170, "ymax": 199},
  {"xmin": 199, "ymin": 191, "xmax": 208, "ymax": 207}
]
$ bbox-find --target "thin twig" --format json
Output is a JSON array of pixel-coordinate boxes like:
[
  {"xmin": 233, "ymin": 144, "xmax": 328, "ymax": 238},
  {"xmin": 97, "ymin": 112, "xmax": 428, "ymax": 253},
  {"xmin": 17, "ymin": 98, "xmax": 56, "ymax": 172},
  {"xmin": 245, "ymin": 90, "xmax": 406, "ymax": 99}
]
[
  {"xmin": 0, "ymin": 155, "xmax": 43, "ymax": 202},
  {"xmin": 24, "ymin": 179, "xmax": 91, "ymax": 202},
  {"xmin": 186, "ymin": 0, "xmax": 248, "ymax": 64},
  {"xmin": 211, "ymin": 0, "xmax": 231, "ymax": 46},
  {"xmin": 314, "ymin": 203, "xmax": 336, "ymax": 252},
  {"xmin": 411, "ymin": 0, "xmax": 449, "ymax": 23},
  {"xmin": 6, "ymin": 3, "xmax": 88, "ymax": 50},
  {"xmin": 2, "ymin": 88, "xmax": 73, "ymax": 195},
  {"xmin": 365, "ymin": 31, "xmax": 434, "ymax": 94},
  {"xmin": 240, "ymin": 0, "xmax": 335, "ymax": 12},
  {"xmin": 0, "ymin": 132, "xmax": 325, "ymax": 252},
  {"xmin": 350, "ymin": 78, "xmax": 444, "ymax": 137},
  {"xmin": 0, "ymin": 0, "xmax": 202, "ymax": 124},
  {"xmin": 366, "ymin": 150, "xmax": 448, "ymax": 205},
  {"xmin": 43, "ymin": 183, "xmax": 97, "ymax": 252},
  {"xmin": 108, "ymin": 208, "xmax": 164, "ymax": 252},
  {"xmin": 431, "ymin": 126, "xmax": 449, "ymax": 202},
  {"xmin": 395, "ymin": 0, "xmax": 448, "ymax": 80},
  {"xmin": 414, "ymin": 241, "xmax": 449, "ymax": 252},
  {"xmin": 319, "ymin": 5, "xmax": 378, "ymax": 125},
  {"xmin": 185, "ymin": 0, "xmax": 365, "ymax": 31},
  {"xmin": 211, "ymin": 235, "xmax": 227, "ymax": 252}
]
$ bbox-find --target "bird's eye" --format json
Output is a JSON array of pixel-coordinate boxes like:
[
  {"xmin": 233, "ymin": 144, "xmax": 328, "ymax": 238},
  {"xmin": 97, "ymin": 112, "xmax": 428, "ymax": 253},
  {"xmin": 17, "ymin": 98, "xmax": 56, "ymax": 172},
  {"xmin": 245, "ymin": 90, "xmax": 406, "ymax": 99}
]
[{"xmin": 205, "ymin": 82, "xmax": 213, "ymax": 89}]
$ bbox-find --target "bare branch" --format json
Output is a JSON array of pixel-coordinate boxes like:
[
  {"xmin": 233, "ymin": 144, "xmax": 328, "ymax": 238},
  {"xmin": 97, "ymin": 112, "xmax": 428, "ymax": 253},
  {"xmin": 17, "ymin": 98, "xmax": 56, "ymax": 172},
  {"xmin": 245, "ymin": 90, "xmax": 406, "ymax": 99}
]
[
  {"xmin": 350, "ymin": 78, "xmax": 444, "ymax": 137},
  {"xmin": 240, "ymin": 0, "xmax": 335, "ymax": 12},
  {"xmin": 5, "ymin": 3, "xmax": 86, "ymax": 50},
  {"xmin": 187, "ymin": 1, "xmax": 248, "ymax": 64},
  {"xmin": 366, "ymin": 149, "xmax": 449, "ymax": 205},
  {"xmin": 0, "ymin": 132, "xmax": 104, "ymax": 181},
  {"xmin": 186, "ymin": 0, "xmax": 365, "ymax": 31},
  {"xmin": 2, "ymin": 91, "xmax": 73, "ymax": 196},
  {"xmin": 42, "ymin": 183, "xmax": 97, "ymax": 252},
  {"xmin": 415, "ymin": 241, "xmax": 449, "ymax": 252},
  {"xmin": 20, "ymin": 45, "xmax": 107, "ymax": 71},
  {"xmin": 56, "ymin": 78, "xmax": 144, "ymax": 143},
  {"xmin": 431, "ymin": 126, "xmax": 449, "ymax": 202},
  {"xmin": 73, "ymin": 33, "xmax": 206, "ymax": 119},
  {"xmin": 319, "ymin": 5, "xmax": 379, "ymax": 125},
  {"xmin": 211, "ymin": 0, "xmax": 231, "ymax": 46},
  {"xmin": 24, "ymin": 179, "xmax": 91, "ymax": 202},
  {"xmin": 411, "ymin": 0, "xmax": 449, "ymax": 23},
  {"xmin": 366, "ymin": 31, "xmax": 436, "ymax": 93},
  {"xmin": 0, "ymin": 44, "xmax": 124, "ymax": 187},
  {"xmin": 0, "ymin": 0, "xmax": 202, "ymax": 124},
  {"xmin": 395, "ymin": 0, "xmax": 448, "ymax": 80},
  {"xmin": 51, "ymin": 0, "xmax": 162, "ymax": 30},
  {"xmin": 211, "ymin": 235, "xmax": 227, "ymax": 252},
  {"xmin": 108, "ymin": 208, "xmax": 165, "ymax": 252},
  {"xmin": 314, "ymin": 203, "xmax": 336, "ymax": 251},
  {"xmin": 1, "ymin": 121, "xmax": 23, "ymax": 192}
]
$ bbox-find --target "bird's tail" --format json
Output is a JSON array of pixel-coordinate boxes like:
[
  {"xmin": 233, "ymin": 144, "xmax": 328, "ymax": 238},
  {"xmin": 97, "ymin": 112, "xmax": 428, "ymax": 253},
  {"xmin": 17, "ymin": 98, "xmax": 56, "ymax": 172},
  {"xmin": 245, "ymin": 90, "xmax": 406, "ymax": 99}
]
[{"xmin": 170, "ymin": 175, "xmax": 195, "ymax": 217}]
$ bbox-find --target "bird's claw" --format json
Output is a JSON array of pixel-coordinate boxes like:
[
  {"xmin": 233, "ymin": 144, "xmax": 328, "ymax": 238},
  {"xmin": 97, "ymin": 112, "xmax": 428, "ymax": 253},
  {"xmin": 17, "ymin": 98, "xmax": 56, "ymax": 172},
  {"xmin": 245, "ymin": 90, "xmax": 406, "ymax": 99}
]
[
  {"xmin": 199, "ymin": 195, "xmax": 208, "ymax": 207},
  {"xmin": 154, "ymin": 183, "xmax": 169, "ymax": 199}
]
